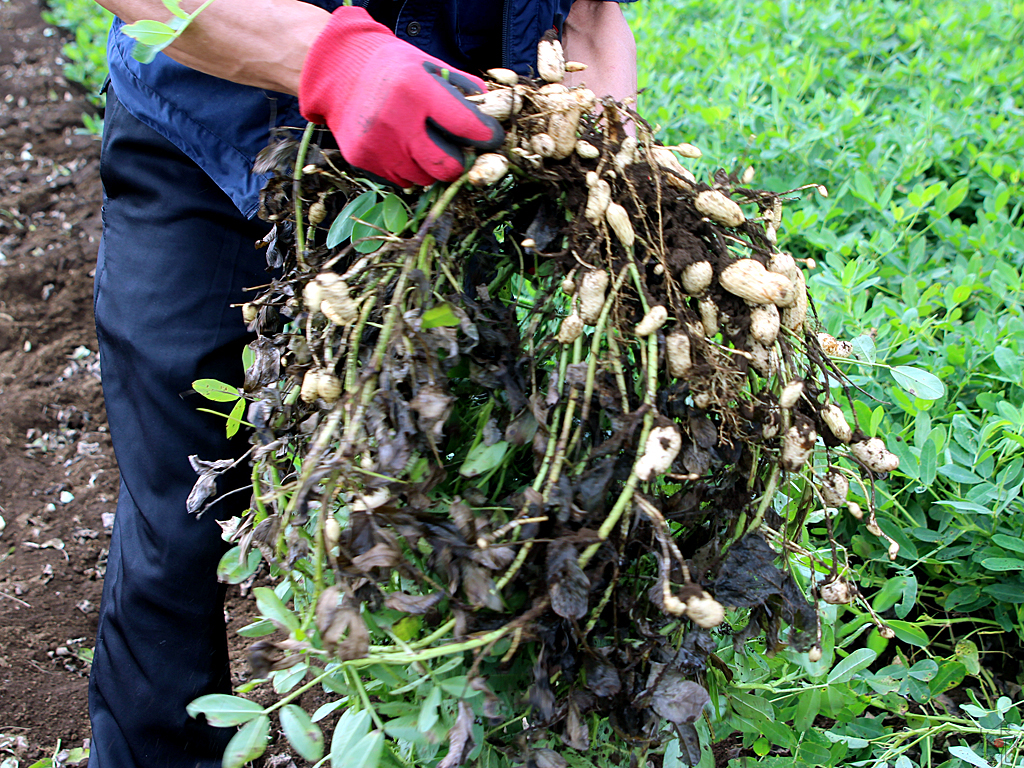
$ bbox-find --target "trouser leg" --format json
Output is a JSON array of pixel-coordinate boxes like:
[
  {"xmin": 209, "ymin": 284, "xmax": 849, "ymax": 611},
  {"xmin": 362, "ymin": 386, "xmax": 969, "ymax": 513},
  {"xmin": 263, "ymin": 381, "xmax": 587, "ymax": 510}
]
[{"xmin": 88, "ymin": 88, "xmax": 271, "ymax": 768}]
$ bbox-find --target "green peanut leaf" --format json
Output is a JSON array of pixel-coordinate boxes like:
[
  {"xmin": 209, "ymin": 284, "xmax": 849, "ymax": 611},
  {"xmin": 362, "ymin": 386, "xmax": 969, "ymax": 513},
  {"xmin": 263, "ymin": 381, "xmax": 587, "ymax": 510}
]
[
  {"xmin": 459, "ymin": 441, "xmax": 509, "ymax": 478},
  {"xmin": 381, "ymin": 194, "xmax": 409, "ymax": 233},
  {"xmin": 226, "ymin": 396, "xmax": 246, "ymax": 438},
  {"xmin": 254, "ymin": 586, "xmax": 300, "ymax": 631},
  {"xmin": 890, "ymin": 365, "xmax": 945, "ymax": 400},
  {"xmin": 222, "ymin": 715, "xmax": 270, "ymax": 768},
  {"xmin": 193, "ymin": 378, "xmax": 240, "ymax": 402},
  {"xmin": 827, "ymin": 648, "xmax": 876, "ymax": 684},
  {"xmin": 186, "ymin": 694, "xmax": 264, "ymax": 727},
  {"xmin": 421, "ymin": 303, "xmax": 462, "ymax": 329},
  {"xmin": 280, "ymin": 704, "xmax": 325, "ymax": 763},
  {"xmin": 337, "ymin": 730, "xmax": 384, "ymax": 768},
  {"xmin": 327, "ymin": 191, "xmax": 378, "ymax": 249},
  {"xmin": 887, "ymin": 620, "xmax": 930, "ymax": 647},
  {"xmin": 330, "ymin": 709, "xmax": 372, "ymax": 768},
  {"xmin": 216, "ymin": 546, "xmax": 261, "ymax": 585}
]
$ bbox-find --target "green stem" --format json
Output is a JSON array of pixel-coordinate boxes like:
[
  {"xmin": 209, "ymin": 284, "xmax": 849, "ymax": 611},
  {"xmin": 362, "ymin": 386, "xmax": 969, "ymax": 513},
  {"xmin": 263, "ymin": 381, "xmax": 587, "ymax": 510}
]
[
  {"xmin": 292, "ymin": 122, "xmax": 316, "ymax": 269},
  {"xmin": 577, "ymin": 423, "xmax": 651, "ymax": 570},
  {"xmin": 348, "ymin": 666, "xmax": 386, "ymax": 730},
  {"xmin": 406, "ymin": 618, "xmax": 456, "ymax": 649},
  {"xmin": 343, "ymin": 287, "xmax": 383, "ymax": 396},
  {"xmin": 725, "ymin": 463, "xmax": 781, "ymax": 551},
  {"xmin": 251, "ymin": 463, "xmax": 268, "ymax": 523},
  {"xmin": 345, "ymin": 621, "xmax": 516, "ymax": 666},
  {"xmin": 422, "ymin": 177, "xmax": 467, "ymax": 232},
  {"xmin": 312, "ymin": 468, "xmax": 340, "ymax": 597},
  {"xmin": 285, "ymin": 408, "xmax": 345, "ymax": 520},
  {"xmin": 260, "ymin": 666, "xmax": 334, "ymax": 716},
  {"xmin": 495, "ymin": 344, "xmax": 570, "ymax": 591},
  {"xmin": 338, "ymin": 178, "xmax": 467, "ymax": 458},
  {"xmin": 605, "ymin": 329, "xmax": 631, "ymax": 414},
  {"xmin": 566, "ymin": 264, "xmax": 632, "ymax": 457}
]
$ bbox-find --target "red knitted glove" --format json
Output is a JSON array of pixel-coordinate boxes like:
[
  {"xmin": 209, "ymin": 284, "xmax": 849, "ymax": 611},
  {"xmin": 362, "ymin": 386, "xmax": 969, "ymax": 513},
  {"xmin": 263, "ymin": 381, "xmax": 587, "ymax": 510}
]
[{"xmin": 299, "ymin": 7, "xmax": 504, "ymax": 188}]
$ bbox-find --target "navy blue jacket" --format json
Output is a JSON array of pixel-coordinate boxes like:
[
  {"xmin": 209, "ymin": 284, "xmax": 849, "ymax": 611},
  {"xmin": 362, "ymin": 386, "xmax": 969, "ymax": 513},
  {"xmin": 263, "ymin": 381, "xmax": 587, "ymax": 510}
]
[{"xmin": 107, "ymin": 0, "xmax": 632, "ymax": 218}]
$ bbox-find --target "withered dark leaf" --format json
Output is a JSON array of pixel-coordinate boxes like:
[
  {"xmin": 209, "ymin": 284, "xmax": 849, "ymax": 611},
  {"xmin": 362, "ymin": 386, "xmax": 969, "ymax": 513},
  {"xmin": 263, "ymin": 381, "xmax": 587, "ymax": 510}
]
[
  {"xmin": 265, "ymin": 222, "xmax": 292, "ymax": 269},
  {"xmin": 712, "ymin": 533, "xmax": 786, "ymax": 608},
  {"xmin": 532, "ymin": 749, "xmax": 567, "ymax": 768},
  {"xmin": 482, "ymin": 417, "xmax": 503, "ymax": 446},
  {"xmin": 779, "ymin": 570, "xmax": 818, "ymax": 652},
  {"xmin": 471, "ymin": 545, "xmax": 516, "ymax": 571},
  {"xmin": 528, "ymin": 657, "xmax": 556, "ymax": 723},
  {"xmin": 186, "ymin": 455, "xmax": 235, "ymax": 517},
  {"xmin": 351, "ymin": 542, "xmax": 401, "ymax": 571},
  {"xmin": 561, "ymin": 695, "xmax": 590, "ymax": 751},
  {"xmin": 470, "ymin": 677, "xmax": 504, "ymax": 723},
  {"xmin": 688, "ymin": 413, "xmax": 717, "ymax": 449},
  {"xmin": 410, "ymin": 383, "xmax": 454, "ymax": 440},
  {"xmin": 433, "ymin": 211, "xmax": 454, "ymax": 247},
  {"xmin": 672, "ymin": 631, "xmax": 715, "ymax": 675},
  {"xmin": 315, "ymin": 586, "xmax": 369, "ymax": 660},
  {"xmin": 545, "ymin": 375, "xmax": 561, "ymax": 408},
  {"xmin": 565, "ymin": 362, "xmax": 588, "ymax": 391},
  {"xmin": 575, "ymin": 457, "xmax": 617, "ymax": 517},
  {"xmin": 647, "ymin": 665, "xmax": 709, "ymax": 725},
  {"xmin": 437, "ymin": 700, "xmax": 474, "ymax": 768},
  {"xmin": 468, "ymin": 359, "xmax": 503, "ymax": 390},
  {"xmin": 247, "ymin": 639, "xmax": 279, "ymax": 679},
  {"xmin": 290, "ymin": 463, "xmax": 339, "ymax": 526},
  {"xmin": 247, "ymin": 639, "xmax": 306, "ymax": 679},
  {"xmin": 461, "ymin": 562, "xmax": 503, "ymax": 611},
  {"xmin": 246, "ymin": 393, "xmax": 276, "ymax": 444},
  {"xmin": 449, "ymin": 499, "xmax": 476, "ymax": 539},
  {"xmin": 285, "ymin": 529, "xmax": 311, "ymax": 569},
  {"xmin": 253, "ymin": 138, "xmax": 299, "ymax": 176},
  {"xmin": 384, "ymin": 591, "xmax": 443, "ymax": 615},
  {"xmin": 676, "ymin": 722, "xmax": 703, "ymax": 766},
  {"xmin": 585, "ymin": 658, "xmax": 621, "ymax": 698},
  {"xmin": 243, "ymin": 337, "xmax": 281, "ymax": 393},
  {"xmin": 546, "ymin": 542, "xmax": 590, "ymax": 620},
  {"xmin": 504, "ymin": 409, "xmax": 538, "ymax": 446},
  {"xmin": 524, "ymin": 198, "xmax": 562, "ymax": 251},
  {"xmin": 682, "ymin": 444, "xmax": 710, "ymax": 476}
]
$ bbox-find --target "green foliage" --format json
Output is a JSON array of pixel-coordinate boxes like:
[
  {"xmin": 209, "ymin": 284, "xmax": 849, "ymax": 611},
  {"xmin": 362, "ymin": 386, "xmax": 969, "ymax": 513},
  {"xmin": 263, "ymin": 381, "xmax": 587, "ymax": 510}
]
[
  {"xmin": 41, "ymin": 0, "xmax": 112, "ymax": 120},
  {"xmin": 120, "ymin": 0, "xmax": 216, "ymax": 63},
  {"xmin": 630, "ymin": 0, "xmax": 1024, "ymax": 764},
  {"xmin": 24, "ymin": 740, "xmax": 89, "ymax": 767},
  {"xmin": 193, "ymin": 377, "xmax": 247, "ymax": 437}
]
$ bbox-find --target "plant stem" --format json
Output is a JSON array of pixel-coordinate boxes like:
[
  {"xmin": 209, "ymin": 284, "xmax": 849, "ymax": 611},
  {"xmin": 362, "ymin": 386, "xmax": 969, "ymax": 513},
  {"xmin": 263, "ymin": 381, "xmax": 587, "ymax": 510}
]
[
  {"xmin": 566, "ymin": 264, "xmax": 632, "ymax": 457},
  {"xmin": 260, "ymin": 666, "xmax": 334, "ymax": 716},
  {"xmin": 292, "ymin": 122, "xmax": 316, "ymax": 269},
  {"xmin": 347, "ymin": 666, "xmax": 386, "ymax": 730}
]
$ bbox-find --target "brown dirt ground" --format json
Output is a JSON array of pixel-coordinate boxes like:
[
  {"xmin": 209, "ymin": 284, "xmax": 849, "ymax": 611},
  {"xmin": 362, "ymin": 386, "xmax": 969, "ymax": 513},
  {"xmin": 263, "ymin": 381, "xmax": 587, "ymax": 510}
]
[
  {"xmin": 0, "ymin": 1, "xmax": 299, "ymax": 764},
  {"xmin": 0, "ymin": 0, "xmax": 111, "ymax": 758}
]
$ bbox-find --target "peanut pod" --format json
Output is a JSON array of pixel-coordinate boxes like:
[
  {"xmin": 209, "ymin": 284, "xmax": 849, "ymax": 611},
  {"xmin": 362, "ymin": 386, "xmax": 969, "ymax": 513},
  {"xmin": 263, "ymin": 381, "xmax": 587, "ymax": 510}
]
[
  {"xmin": 694, "ymin": 189, "xmax": 745, "ymax": 227},
  {"xmin": 720, "ymin": 259, "xmax": 795, "ymax": 306}
]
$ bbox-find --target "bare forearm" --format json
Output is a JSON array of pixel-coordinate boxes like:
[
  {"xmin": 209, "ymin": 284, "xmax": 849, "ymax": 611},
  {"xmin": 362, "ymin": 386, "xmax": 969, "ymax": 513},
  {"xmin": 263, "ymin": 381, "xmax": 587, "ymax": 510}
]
[
  {"xmin": 562, "ymin": 1, "xmax": 637, "ymax": 102},
  {"xmin": 96, "ymin": 0, "xmax": 330, "ymax": 94}
]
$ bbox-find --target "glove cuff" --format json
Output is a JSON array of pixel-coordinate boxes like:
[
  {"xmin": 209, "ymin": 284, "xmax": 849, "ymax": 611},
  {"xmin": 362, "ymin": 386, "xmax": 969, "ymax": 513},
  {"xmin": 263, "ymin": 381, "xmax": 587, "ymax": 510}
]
[{"xmin": 298, "ymin": 6, "xmax": 395, "ymax": 125}]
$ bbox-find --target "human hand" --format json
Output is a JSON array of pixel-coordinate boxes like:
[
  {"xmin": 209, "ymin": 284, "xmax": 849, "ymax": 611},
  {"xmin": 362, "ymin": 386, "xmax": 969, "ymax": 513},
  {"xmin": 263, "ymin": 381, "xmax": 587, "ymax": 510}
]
[{"xmin": 298, "ymin": 7, "xmax": 504, "ymax": 188}]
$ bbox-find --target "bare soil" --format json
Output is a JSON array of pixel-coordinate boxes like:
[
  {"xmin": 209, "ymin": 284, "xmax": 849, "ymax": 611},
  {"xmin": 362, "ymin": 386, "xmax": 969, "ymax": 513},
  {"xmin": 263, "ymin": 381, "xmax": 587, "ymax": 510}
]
[
  {"xmin": 1, "ymin": 0, "xmax": 110, "ymax": 758},
  {"xmin": 0, "ymin": 1, "xmax": 270, "ymax": 762}
]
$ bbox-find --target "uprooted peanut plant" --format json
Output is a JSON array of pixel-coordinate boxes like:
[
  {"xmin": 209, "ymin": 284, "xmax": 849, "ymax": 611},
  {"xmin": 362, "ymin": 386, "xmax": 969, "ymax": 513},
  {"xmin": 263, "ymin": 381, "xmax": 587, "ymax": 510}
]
[{"xmin": 189, "ymin": 34, "xmax": 907, "ymax": 768}]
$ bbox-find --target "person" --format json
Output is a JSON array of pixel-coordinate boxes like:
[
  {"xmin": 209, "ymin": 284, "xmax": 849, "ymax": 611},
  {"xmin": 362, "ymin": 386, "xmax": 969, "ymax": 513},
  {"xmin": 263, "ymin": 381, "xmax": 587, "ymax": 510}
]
[{"xmin": 86, "ymin": 0, "xmax": 636, "ymax": 766}]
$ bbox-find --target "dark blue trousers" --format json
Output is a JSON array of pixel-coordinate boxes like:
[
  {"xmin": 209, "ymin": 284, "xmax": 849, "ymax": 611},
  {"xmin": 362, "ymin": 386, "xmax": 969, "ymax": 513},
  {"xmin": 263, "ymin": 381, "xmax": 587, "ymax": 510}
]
[{"xmin": 89, "ymin": 88, "xmax": 271, "ymax": 768}]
